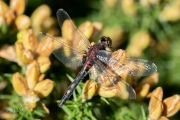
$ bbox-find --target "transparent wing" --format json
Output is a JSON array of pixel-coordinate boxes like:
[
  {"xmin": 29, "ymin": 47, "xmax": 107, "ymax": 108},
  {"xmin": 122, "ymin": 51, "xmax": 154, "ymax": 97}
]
[
  {"xmin": 56, "ymin": 9, "xmax": 90, "ymax": 54},
  {"xmin": 96, "ymin": 50, "xmax": 157, "ymax": 76},
  {"xmin": 90, "ymin": 60, "xmax": 136, "ymax": 99},
  {"xmin": 37, "ymin": 32, "xmax": 84, "ymax": 69},
  {"xmin": 37, "ymin": 9, "xmax": 91, "ymax": 69}
]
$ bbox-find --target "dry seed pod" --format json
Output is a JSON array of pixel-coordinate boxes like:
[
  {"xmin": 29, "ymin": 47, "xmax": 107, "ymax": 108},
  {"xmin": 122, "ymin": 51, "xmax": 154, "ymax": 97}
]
[
  {"xmin": 15, "ymin": 14, "xmax": 31, "ymax": 30},
  {"xmin": 26, "ymin": 61, "xmax": 39, "ymax": 89},
  {"xmin": 82, "ymin": 80, "xmax": 98, "ymax": 101},
  {"xmin": 10, "ymin": 0, "xmax": 25, "ymax": 15},
  {"xmin": 34, "ymin": 79, "xmax": 54, "ymax": 98},
  {"xmin": 163, "ymin": 94, "xmax": 180, "ymax": 117},
  {"xmin": 12, "ymin": 72, "xmax": 28, "ymax": 96}
]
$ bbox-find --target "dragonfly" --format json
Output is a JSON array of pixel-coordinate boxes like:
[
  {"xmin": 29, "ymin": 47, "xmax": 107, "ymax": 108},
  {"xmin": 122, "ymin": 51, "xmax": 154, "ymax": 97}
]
[{"xmin": 38, "ymin": 9, "xmax": 157, "ymax": 106}]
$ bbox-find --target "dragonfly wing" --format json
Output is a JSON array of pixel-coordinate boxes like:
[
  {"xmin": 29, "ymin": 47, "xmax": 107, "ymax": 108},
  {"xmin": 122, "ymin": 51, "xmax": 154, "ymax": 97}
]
[
  {"xmin": 37, "ymin": 9, "xmax": 92, "ymax": 69},
  {"xmin": 93, "ymin": 60, "xmax": 136, "ymax": 99},
  {"xmin": 37, "ymin": 32, "xmax": 84, "ymax": 69},
  {"xmin": 96, "ymin": 50, "xmax": 157, "ymax": 76},
  {"xmin": 89, "ymin": 66, "xmax": 101, "ymax": 81},
  {"xmin": 56, "ymin": 9, "xmax": 90, "ymax": 54}
]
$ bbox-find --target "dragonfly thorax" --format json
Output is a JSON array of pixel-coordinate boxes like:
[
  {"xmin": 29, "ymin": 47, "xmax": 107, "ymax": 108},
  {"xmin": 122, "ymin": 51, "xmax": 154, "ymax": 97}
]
[{"xmin": 82, "ymin": 43, "xmax": 106, "ymax": 64}]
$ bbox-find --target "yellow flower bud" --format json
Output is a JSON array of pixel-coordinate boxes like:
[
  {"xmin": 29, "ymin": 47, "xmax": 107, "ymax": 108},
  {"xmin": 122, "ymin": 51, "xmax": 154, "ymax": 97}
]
[
  {"xmin": 34, "ymin": 79, "xmax": 54, "ymax": 98},
  {"xmin": 42, "ymin": 17, "xmax": 57, "ymax": 31},
  {"xmin": 140, "ymin": 0, "xmax": 161, "ymax": 7},
  {"xmin": 126, "ymin": 31, "xmax": 151, "ymax": 57},
  {"xmin": 37, "ymin": 56, "xmax": 51, "ymax": 73},
  {"xmin": 82, "ymin": 80, "xmax": 98, "ymax": 101},
  {"xmin": 26, "ymin": 61, "xmax": 39, "ymax": 89},
  {"xmin": 24, "ymin": 90, "xmax": 39, "ymax": 111},
  {"xmin": 20, "ymin": 49, "xmax": 34, "ymax": 64},
  {"xmin": 159, "ymin": 1, "xmax": 180, "ymax": 21},
  {"xmin": 62, "ymin": 19, "xmax": 74, "ymax": 41},
  {"xmin": 35, "ymin": 35, "xmax": 54, "ymax": 57},
  {"xmin": 38, "ymin": 74, "xmax": 45, "ymax": 82},
  {"xmin": 15, "ymin": 14, "xmax": 31, "ymax": 30},
  {"xmin": 12, "ymin": 72, "xmax": 27, "ymax": 96},
  {"xmin": 136, "ymin": 83, "xmax": 150, "ymax": 100},
  {"xmin": 148, "ymin": 87, "xmax": 164, "ymax": 120},
  {"xmin": 17, "ymin": 30, "xmax": 24, "ymax": 41},
  {"xmin": 4, "ymin": 9, "xmax": 15, "ymax": 25},
  {"xmin": 31, "ymin": 4, "xmax": 51, "ymax": 33},
  {"xmin": 139, "ymin": 73, "xmax": 159, "ymax": 87},
  {"xmin": 150, "ymin": 87, "xmax": 163, "ymax": 101},
  {"xmin": 163, "ymin": 95, "xmax": 180, "ymax": 117},
  {"xmin": 22, "ymin": 29, "xmax": 38, "ymax": 51},
  {"xmin": 102, "ymin": 26, "xmax": 124, "ymax": 48},
  {"xmin": 148, "ymin": 99, "xmax": 164, "ymax": 120},
  {"xmin": 115, "ymin": 80, "xmax": 135, "ymax": 99},
  {"xmin": 0, "ymin": 1, "xmax": 8, "ymax": 15},
  {"xmin": 10, "ymin": 0, "xmax": 25, "ymax": 15},
  {"xmin": 121, "ymin": 0, "xmax": 137, "ymax": 16},
  {"xmin": 15, "ymin": 41, "xmax": 24, "ymax": 59},
  {"xmin": 90, "ymin": 22, "xmax": 103, "ymax": 40},
  {"xmin": 78, "ymin": 21, "xmax": 93, "ymax": 39},
  {"xmin": 98, "ymin": 86, "xmax": 117, "ymax": 98},
  {"xmin": 105, "ymin": 0, "xmax": 117, "ymax": 7}
]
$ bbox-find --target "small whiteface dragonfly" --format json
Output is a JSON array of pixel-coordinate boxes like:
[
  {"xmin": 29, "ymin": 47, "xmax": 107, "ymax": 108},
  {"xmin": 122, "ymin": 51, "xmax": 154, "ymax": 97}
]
[{"xmin": 38, "ymin": 9, "xmax": 157, "ymax": 106}]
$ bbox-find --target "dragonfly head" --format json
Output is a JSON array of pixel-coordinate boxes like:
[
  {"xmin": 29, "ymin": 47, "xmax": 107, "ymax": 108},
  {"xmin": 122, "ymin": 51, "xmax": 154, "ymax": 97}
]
[{"xmin": 100, "ymin": 36, "xmax": 112, "ymax": 48}]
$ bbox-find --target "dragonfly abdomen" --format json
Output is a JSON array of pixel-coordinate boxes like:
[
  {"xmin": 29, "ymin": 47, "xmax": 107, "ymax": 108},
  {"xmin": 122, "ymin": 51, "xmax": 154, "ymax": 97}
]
[{"xmin": 59, "ymin": 62, "xmax": 93, "ymax": 106}]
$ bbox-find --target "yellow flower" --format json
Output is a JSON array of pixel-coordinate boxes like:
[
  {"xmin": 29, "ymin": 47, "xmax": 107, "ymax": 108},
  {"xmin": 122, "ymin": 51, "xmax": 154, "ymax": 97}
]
[
  {"xmin": 12, "ymin": 70, "xmax": 54, "ymax": 111},
  {"xmin": 148, "ymin": 87, "xmax": 180, "ymax": 120},
  {"xmin": 82, "ymin": 80, "xmax": 98, "ymax": 101},
  {"xmin": 12, "ymin": 72, "xmax": 28, "ymax": 96},
  {"xmin": 126, "ymin": 30, "xmax": 151, "ymax": 57}
]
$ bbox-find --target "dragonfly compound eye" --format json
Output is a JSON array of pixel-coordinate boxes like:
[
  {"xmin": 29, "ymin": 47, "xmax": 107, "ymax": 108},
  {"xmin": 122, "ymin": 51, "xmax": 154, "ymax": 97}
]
[{"xmin": 100, "ymin": 36, "xmax": 112, "ymax": 48}]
